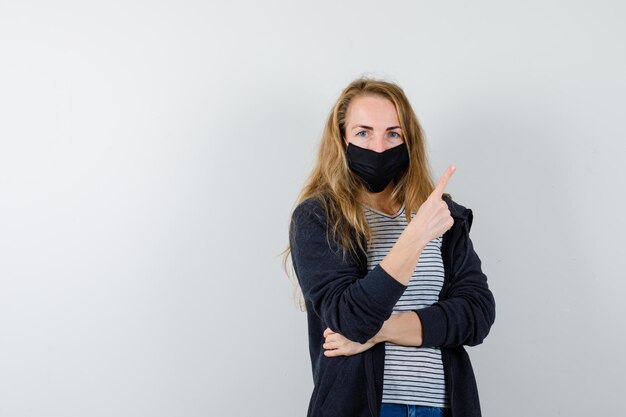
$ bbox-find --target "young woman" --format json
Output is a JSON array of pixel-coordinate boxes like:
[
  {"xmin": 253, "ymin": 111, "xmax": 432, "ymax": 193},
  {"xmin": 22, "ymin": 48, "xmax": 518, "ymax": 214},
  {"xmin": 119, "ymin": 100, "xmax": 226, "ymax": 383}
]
[{"xmin": 286, "ymin": 78, "xmax": 495, "ymax": 417}]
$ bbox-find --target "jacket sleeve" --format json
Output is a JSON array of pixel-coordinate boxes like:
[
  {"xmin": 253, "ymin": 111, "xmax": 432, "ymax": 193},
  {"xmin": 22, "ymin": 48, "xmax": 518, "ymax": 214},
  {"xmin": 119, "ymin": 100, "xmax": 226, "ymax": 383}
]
[
  {"xmin": 289, "ymin": 200, "xmax": 407, "ymax": 344},
  {"xmin": 415, "ymin": 217, "xmax": 496, "ymax": 348}
]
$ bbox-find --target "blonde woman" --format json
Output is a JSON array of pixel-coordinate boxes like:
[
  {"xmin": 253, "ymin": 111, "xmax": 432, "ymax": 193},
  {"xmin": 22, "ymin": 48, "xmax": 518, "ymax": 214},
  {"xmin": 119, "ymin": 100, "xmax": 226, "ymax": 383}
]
[{"xmin": 286, "ymin": 78, "xmax": 495, "ymax": 417}]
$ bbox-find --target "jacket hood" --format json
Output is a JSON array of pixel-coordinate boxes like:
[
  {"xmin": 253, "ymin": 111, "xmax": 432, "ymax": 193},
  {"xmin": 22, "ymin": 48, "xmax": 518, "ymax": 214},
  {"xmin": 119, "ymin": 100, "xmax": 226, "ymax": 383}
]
[{"xmin": 442, "ymin": 193, "xmax": 473, "ymax": 230}]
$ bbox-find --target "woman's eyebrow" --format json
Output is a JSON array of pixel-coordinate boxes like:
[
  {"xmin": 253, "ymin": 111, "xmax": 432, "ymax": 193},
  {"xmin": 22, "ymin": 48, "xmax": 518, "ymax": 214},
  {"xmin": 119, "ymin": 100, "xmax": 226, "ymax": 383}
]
[{"xmin": 350, "ymin": 125, "xmax": 402, "ymax": 130}]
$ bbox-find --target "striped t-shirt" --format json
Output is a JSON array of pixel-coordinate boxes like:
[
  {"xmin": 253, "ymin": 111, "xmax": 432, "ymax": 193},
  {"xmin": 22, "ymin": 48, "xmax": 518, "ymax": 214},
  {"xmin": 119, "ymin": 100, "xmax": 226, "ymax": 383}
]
[{"xmin": 364, "ymin": 204, "xmax": 449, "ymax": 408}]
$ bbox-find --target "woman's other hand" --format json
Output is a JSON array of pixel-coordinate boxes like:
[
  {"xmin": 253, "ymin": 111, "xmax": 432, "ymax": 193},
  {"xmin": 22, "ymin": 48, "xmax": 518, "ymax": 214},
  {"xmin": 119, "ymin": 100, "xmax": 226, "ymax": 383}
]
[{"xmin": 322, "ymin": 327, "xmax": 375, "ymax": 357}]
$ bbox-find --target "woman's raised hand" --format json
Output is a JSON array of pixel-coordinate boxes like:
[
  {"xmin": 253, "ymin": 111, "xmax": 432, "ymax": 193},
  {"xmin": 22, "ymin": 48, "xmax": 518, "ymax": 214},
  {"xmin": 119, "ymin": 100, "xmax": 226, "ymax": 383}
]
[
  {"xmin": 379, "ymin": 165, "xmax": 457, "ymax": 286},
  {"xmin": 408, "ymin": 165, "xmax": 456, "ymax": 248}
]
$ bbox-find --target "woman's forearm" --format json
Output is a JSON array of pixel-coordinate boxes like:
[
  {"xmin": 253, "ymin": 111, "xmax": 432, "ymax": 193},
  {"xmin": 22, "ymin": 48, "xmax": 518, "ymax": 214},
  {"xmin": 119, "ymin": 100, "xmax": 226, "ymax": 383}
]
[
  {"xmin": 323, "ymin": 312, "xmax": 423, "ymax": 357},
  {"xmin": 379, "ymin": 234, "xmax": 425, "ymax": 286},
  {"xmin": 380, "ymin": 166, "xmax": 456, "ymax": 287},
  {"xmin": 370, "ymin": 311, "xmax": 423, "ymax": 346}
]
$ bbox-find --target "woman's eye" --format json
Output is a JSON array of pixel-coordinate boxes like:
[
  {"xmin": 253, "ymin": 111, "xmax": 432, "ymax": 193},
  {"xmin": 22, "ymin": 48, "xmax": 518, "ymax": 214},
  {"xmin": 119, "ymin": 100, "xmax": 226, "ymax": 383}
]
[
  {"xmin": 388, "ymin": 131, "xmax": 401, "ymax": 138},
  {"xmin": 356, "ymin": 131, "xmax": 369, "ymax": 137}
]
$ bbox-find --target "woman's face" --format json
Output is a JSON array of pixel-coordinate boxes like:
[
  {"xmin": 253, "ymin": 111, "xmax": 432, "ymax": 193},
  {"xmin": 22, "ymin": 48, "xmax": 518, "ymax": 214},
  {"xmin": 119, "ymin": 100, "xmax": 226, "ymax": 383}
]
[{"xmin": 344, "ymin": 95, "xmax": 404, "ymax": 152}]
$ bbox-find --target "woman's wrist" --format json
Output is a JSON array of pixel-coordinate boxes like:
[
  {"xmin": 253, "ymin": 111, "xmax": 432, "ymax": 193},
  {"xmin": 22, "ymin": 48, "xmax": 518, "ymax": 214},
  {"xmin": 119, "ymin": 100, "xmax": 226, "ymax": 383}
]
[{"xmin": 370, "ymin": 314, "xmax": 395, "ymax": 344}]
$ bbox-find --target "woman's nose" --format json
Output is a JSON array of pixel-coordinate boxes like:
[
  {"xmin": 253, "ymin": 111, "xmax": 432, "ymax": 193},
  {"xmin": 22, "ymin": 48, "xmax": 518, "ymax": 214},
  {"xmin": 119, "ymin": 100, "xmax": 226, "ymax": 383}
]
[{"xmin": 370, "ymin": 135, "xmax": 388, "ymax": 153}]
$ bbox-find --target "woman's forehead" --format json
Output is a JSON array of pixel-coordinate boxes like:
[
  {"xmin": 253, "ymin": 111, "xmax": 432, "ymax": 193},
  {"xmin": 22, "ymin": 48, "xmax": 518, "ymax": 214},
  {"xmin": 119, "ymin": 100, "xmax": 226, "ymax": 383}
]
[{"xmin": 345, "ymin": 95, "xmax": 400, "ymax": 128}]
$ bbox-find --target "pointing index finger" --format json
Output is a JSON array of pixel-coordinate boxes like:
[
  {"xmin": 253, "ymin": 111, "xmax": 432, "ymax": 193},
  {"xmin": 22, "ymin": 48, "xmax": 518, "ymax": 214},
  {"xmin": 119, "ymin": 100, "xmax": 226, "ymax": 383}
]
[{"xmin": 433, "ymin": 165, "xmax": 456, "ymax": 197}]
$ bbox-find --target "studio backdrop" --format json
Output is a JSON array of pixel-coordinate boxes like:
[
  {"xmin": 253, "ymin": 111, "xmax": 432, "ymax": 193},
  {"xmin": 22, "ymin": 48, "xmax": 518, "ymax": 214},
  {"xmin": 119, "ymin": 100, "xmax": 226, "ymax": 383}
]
[{"xmin": 0, "ymin": 1, "xmax": 624, "ymax": 416}]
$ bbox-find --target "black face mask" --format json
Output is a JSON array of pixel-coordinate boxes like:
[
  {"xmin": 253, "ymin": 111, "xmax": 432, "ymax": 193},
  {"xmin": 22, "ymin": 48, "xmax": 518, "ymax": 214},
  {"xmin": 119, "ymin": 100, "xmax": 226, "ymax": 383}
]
[{"xmin": 345, "ymin": 143, "xmax": 410, "ymax": 193}]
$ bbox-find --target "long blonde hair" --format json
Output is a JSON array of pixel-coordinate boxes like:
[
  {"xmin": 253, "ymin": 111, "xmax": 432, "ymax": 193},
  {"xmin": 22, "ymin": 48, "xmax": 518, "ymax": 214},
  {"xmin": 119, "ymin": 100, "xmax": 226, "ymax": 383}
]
[{"xmin": 284, "ymin": 77, "xmax": 435, "ymax": 310}]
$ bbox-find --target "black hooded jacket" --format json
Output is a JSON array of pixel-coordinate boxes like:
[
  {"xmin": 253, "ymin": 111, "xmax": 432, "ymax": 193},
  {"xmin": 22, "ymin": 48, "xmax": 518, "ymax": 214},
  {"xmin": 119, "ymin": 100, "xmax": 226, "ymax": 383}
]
[{"xmin": 289, "ymin": 195, "xmax": 496, "ymax": 417}]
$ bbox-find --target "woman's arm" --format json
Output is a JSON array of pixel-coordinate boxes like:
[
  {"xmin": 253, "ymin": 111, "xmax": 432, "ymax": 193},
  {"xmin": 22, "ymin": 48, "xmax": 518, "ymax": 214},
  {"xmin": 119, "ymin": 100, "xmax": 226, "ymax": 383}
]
[
  {"xmin": 291, "ymin": 200, "xmax": 407, "ymax": 344},
  {"xmin": 323, "ymin": 311, "xmax": 422, "ymax": 357},
  {"xmin": 291, "ymin": 167, "xmax": 456, "ymax": 344},
  {"xmin": 379, "ymin": 166, "xmax": 456, "ymax": 286}
]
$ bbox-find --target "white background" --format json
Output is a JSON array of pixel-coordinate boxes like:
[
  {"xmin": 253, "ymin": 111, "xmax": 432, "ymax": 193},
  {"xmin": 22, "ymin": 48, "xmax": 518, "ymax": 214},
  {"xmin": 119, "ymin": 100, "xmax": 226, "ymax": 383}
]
[{"xmin": 1, "ymin": 1, "xmax": 625, "ymax": 416}]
